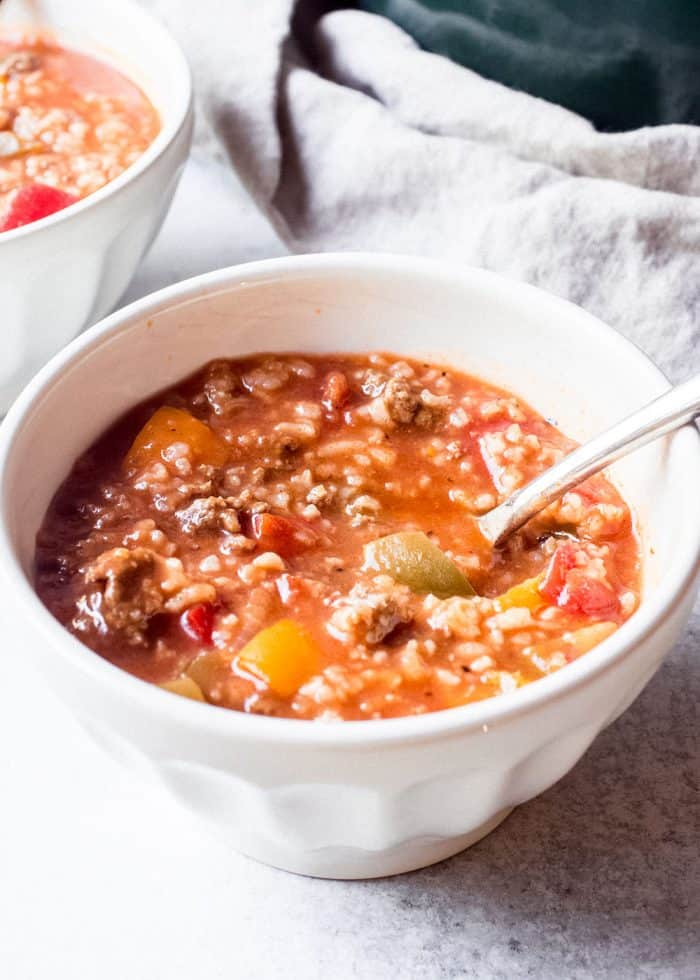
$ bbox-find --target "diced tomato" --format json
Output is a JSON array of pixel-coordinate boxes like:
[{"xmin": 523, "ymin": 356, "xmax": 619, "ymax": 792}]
[
  {"xmin": 559, "ymin": 570, "xmax": 620, "ymax": 618},
  {"xmin": 241, "ymin": 511, "xmax": 317, "ymax": 558},
  {"xmin": 321, "ymin": 371, "xmax": 350, "ymax": 412},
  {"xmin": 0, "ymin": 183, "xmax": 79, "ymax": 232},
  {"xmin": 540, "ymin": 542, "xmax": 620, "ymax": 618},
  {"xmin": 181, "ymin": 603, "xmax": 215, "ymax": 644},
  {"xmin": 540, "ymin": 541, "xmax": 578, "ymax": 604}
]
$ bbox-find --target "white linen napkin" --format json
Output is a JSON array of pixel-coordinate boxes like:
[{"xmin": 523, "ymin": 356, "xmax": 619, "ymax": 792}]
[{"xmin": 150, "ymin": 0, "xmax": 700, "ymax": 381}]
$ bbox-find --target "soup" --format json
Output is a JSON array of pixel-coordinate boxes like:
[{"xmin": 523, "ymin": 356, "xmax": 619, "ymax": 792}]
[{"xmin": 35, "ymin": 352, "xmax": 640, "ymax": 720}]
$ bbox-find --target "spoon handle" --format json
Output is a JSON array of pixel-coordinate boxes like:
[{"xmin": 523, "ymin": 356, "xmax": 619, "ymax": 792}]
[{"xmin": 477, "ymin": 373, "xmax": 700, "ymax": 547}]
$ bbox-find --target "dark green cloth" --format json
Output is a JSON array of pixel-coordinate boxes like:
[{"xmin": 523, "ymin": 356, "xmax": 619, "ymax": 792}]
[{"xmin": 358, "ymin": 0, "xmax": 700, "ymax": 131}]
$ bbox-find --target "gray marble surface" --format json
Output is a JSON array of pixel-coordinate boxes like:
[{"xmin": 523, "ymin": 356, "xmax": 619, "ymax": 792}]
[{"xmin": 1, "ymin": 153, "xmax": 698, "ymax": 980}]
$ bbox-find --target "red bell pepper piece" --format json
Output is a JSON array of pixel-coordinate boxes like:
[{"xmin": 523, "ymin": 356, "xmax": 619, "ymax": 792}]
[{"xmin": 181, "ymin": 603, "xmax": 215, "ymax": 645}]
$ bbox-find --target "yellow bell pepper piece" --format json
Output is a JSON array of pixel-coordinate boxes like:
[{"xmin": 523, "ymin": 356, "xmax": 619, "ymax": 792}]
[
  {"xmin": 495, "ymin": 575, "xmax": 544, "ymax": 612},
  {"xmin": 124, "ymin": 406, "xmax": 229, "ymax": 472},
  {"xmin": 237, "ymin": 619, "xmax": 321, "ymax": 697},
  {"xmin": 160, "ymin": 676, "xmax": 206, "ymax": 702}
]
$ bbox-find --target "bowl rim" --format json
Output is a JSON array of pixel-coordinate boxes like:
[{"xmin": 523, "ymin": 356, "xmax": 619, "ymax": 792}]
[
  {"xmin": 0, "ymin": 0, "xmax": 193, "ymax": 245},
  {"xmin": 2, "ymin": 252, "xmax": 699, "ymax": 748}
]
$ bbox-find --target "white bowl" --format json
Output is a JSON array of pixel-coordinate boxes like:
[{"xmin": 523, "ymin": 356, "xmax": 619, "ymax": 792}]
[
  {"xmin": 0, "ymin": 0, "xmax": 193, "ymax": 411},
  {"xmin": 1, "ymin": 254, "xmax": 699, "ymax": 879}
]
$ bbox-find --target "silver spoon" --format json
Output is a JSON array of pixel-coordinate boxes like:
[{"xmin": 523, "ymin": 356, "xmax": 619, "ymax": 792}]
[{"xmin": 477, "ymin": 374, "xmax": 700, "ymax": 547}]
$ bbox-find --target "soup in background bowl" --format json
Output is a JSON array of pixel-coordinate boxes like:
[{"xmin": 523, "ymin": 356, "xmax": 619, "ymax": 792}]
[{"xmin": 0, "ymin": 34, "xmax": 160, "ymax": 231}]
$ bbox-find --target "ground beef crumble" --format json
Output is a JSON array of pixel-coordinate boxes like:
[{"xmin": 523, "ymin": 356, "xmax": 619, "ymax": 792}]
[{"xmin": 328, "ymin": 576, "xmax": 414, "ymax": 645}]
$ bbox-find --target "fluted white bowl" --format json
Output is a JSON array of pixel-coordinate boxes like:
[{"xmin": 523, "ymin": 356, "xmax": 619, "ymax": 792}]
[
  {"xmin": 1, "ymin": 254, "xmax": 699, "ymax": 878},
  {"xmin": 0, "ymin": 0, "xmax": 192, "ymax": 411}
]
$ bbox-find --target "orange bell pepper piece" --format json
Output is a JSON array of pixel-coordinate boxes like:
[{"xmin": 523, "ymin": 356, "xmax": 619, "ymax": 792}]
[
  {"xmin": 237, "ymin": 619, "xmax": 321, "ymax": 697},
  {"xmin": 124, "ymin": 406, "xmax": 229, "ymax": 472}
]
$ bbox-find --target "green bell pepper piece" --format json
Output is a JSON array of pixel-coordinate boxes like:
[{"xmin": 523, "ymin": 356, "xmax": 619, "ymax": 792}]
[{"xmin": 364, "ymin": 531, "xmax": 476, "ymax": 599}]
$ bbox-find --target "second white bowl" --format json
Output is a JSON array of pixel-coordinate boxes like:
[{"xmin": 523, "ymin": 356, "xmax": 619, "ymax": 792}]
[{"xmin": 0, "ymin": 0, "xmax": 193, "ymax": 411}]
